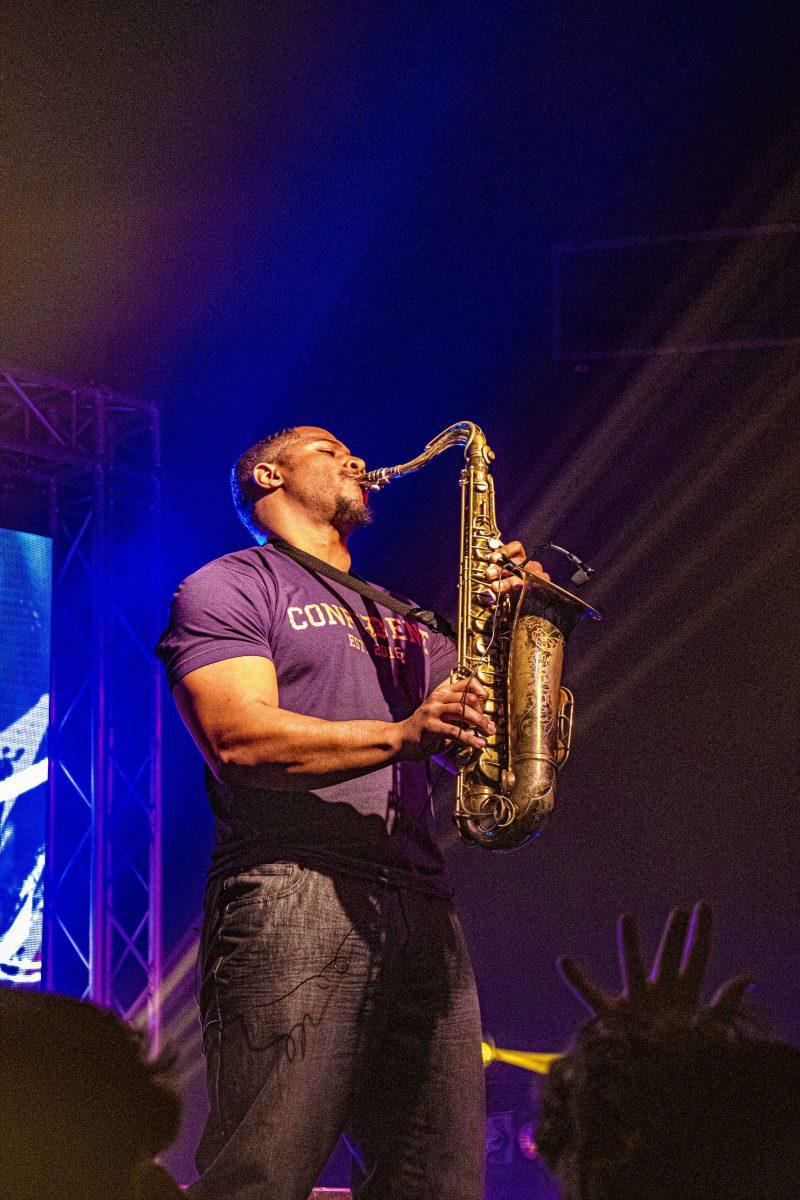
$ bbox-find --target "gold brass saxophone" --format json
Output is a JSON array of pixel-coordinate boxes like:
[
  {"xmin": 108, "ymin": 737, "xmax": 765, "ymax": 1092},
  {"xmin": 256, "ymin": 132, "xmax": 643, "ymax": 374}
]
[{"xmin": 362, "ymin": 422, "xmax": 600, "ymax": 851}]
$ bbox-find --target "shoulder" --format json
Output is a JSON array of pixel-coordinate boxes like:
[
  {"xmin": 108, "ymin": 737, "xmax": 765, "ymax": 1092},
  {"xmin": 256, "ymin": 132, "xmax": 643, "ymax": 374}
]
[
  {"xmin": 157, "ymin": 547, "xmax": 281, "ymax": 678},
  {"xmin": 182, "ymin": 544, "xmax": 274, "ymax": 584},
  {"xmin": 164, "ymin": 547, "xmax": 290, "ymax": 627},
  {"xmin": 173, "ymin": 545, "xmax": 284, "ymax": 596}
]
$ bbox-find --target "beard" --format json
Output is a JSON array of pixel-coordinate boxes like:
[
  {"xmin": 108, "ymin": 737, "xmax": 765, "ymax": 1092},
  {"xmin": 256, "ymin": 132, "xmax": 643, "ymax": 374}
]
[{"xmin": 331, "ymin": 493, "xmax": 372, "ymax": 533}]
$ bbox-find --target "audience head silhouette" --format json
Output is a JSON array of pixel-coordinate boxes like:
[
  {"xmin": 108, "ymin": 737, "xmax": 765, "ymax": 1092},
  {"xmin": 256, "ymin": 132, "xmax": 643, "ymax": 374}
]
[
  {"xmin": 0, "ymin": 985, "xmax": 182, "ymax": 1199},
  {"xmin": 536, "ymin": 904, "xmax": 800, "ymax": 1199},
  {"xmin": 537, "ymin": 1012, "xmax": 800, "ymax": 1199}
]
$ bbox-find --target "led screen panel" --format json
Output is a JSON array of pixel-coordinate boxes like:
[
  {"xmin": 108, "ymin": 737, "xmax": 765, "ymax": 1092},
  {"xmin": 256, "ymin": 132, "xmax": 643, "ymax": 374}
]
[{"xmin": 0, "ymin": 529, "xmax": 52, "ymax": 986}]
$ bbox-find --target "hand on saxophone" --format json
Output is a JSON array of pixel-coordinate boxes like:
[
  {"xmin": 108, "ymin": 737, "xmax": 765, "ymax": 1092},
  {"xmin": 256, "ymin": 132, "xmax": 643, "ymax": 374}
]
[
  {"xmin": 484, "ymin": 539, "xmax": 550, "ymax": 598},
  {"xmin": 397, "ymin": 676, "xmax": 493, "ymax": 762}
]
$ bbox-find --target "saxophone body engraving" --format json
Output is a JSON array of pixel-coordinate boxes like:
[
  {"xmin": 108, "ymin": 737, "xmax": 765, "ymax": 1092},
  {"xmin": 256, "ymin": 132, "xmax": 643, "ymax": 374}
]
[{"xmin": 363, "ymin": 421, "xmax": 599, "ymax": 852}]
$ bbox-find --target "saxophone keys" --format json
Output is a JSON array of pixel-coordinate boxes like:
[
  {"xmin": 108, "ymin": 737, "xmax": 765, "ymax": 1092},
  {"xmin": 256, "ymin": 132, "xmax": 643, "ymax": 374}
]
[
  {"xmin": 478, "ymin": 754, "xmax": 502, "ymax": 783},
  {"xmin": 470, "ymin": 609, "xmax": 494, "ymax": 633}
]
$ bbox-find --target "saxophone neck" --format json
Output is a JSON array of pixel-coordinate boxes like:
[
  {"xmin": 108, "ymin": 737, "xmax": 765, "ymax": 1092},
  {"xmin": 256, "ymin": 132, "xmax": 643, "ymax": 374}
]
[{"xmin": 361, "ymin": 421, "xmax": 491, "ymax": 488}]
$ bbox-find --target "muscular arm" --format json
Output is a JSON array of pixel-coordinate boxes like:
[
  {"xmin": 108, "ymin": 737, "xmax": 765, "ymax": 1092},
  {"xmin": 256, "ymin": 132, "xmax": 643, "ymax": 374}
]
[{"xmin": 173, "ymin": 655, "xmax": 492, "ymax": 791}]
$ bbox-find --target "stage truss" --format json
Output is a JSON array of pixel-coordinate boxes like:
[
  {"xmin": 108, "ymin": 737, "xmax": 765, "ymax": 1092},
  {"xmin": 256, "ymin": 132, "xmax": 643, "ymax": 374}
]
[{"xmin": 0, "ymin": 364, "xmax": 162, "ymax": 1043}]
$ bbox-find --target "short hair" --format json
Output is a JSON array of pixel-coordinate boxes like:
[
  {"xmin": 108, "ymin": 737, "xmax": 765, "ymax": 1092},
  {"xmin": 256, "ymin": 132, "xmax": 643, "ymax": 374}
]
[
  {"xmin": 230, "ymin": 427, "xmax": 300, "ymax": 540},
  {"xmin": 536, "ymin": 1013, "xmax": 800, "ymax": 1200}
]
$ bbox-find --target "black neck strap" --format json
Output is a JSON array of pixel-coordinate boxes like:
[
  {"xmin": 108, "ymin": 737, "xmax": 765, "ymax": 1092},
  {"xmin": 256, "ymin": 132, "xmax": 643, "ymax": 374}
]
[{"xmin": 269, "ymin": 538, "xmax": 456, "ymax": 642}]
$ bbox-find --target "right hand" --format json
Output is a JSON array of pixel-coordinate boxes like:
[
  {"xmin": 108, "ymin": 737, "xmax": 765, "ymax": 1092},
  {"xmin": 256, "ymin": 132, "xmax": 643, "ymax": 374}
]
[{"xmin": 397, "ymin": 675, "xmax": 494, "ymax": 762}]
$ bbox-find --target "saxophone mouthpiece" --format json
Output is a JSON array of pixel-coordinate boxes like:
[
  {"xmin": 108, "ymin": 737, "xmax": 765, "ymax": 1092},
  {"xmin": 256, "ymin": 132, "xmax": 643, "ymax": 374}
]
[{"xmin": 359, "ymin": 469, "xmax": 392, "ymax": 490}]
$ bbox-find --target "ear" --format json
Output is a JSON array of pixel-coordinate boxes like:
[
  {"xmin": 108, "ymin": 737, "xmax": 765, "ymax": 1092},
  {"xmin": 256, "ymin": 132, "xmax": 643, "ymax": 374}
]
[{"xmin": 252, "ymin": 461, "xmax": 283, "ymax": 494}]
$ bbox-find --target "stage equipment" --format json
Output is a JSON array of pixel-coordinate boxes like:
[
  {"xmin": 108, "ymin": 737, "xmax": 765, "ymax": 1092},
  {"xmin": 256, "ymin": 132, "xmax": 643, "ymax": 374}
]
[
  {"xmin": 362, "ymin": 422, "xmax": 600, "ymax": 850},
  {"xmin": 482, "ymin": 1036, "xmax": 559, "ymax": 1075},
  {"xmin": 0, "ymin": 366, "xmax": 161, "ymax": 1043},
  {"xmin": 516, "ymin": 1121, "xmax": 539, "ymax": 1160},
  {"xmin": 0, "ymin": 529, "xmax": 52, "ymax": 985}
]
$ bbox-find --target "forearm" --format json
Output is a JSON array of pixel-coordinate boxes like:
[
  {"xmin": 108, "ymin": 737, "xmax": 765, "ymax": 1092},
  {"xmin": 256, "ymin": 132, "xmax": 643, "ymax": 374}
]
[{"xmin": 214, "ymin": 703, "xmax": 405, "ymax": 791}]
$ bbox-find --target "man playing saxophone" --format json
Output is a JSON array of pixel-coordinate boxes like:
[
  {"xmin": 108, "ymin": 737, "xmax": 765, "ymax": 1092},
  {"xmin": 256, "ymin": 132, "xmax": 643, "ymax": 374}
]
[{"xmin": 156, "ymin": 425, "xmax": 547, "ymax": 1200}]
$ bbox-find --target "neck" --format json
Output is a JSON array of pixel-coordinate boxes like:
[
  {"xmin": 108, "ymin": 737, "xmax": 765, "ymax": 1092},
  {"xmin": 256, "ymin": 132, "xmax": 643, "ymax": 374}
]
[{"xmin": 264, "ymin": 514, "xmax": 352, "ymax": 571}]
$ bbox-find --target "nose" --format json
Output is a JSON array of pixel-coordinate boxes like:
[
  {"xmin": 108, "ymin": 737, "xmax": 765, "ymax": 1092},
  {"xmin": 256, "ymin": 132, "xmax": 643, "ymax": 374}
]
[{"xmin": 345, "ymin": 454, "xmax": 366, "ymax": 476}]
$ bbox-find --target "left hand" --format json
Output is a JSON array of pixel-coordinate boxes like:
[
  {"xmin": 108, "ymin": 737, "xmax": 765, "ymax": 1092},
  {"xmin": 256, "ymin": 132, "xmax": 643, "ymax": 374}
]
[{"xmin": 484, "ymin": 539, "xmax": 550, "ymax": 596}]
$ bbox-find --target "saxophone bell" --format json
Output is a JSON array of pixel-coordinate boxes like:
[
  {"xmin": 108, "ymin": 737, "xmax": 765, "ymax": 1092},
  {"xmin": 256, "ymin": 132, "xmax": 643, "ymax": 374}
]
[{"xmin": 455, "ymin": 570, "xmax": 598, "ymax": 851}]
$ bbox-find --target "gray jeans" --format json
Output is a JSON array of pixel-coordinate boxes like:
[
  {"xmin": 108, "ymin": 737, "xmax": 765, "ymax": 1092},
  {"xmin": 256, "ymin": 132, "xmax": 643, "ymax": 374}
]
[{"xmin": 187, "ymin": 863, "xmax": 485, "ymax": 1200}]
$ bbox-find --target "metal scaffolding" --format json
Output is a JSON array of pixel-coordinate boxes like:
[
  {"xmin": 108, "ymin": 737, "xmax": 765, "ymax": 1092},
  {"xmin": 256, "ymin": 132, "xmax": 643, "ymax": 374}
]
[{"xmin": 0, "ymin": 364, "xmax": 162, "ymax": 1044}]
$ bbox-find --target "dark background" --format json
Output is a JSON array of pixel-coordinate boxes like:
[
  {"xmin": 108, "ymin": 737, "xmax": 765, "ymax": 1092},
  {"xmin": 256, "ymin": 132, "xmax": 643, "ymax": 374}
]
[{"xmin": 4, "ymin": 1, "xmax": 799, "ymax": 1187}]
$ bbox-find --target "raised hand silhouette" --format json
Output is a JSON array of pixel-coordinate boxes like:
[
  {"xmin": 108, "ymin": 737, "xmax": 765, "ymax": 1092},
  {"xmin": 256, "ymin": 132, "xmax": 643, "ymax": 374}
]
[{"xmin": 557, "ymin": 901, "xmax": 753, "ymax": 1031}]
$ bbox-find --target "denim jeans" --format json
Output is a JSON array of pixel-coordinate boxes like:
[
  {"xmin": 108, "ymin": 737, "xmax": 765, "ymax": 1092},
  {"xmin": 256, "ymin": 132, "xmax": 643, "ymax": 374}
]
[{"xmin": 187, "ymin": 863, "xmax": 485, "ymax": 1200}]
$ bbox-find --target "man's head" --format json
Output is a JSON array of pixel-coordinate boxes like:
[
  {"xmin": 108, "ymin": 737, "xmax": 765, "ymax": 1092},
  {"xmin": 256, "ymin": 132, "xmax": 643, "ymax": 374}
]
[{"xmin": 231, "ymin": 426, "xmax": 371, "ymax": 542}]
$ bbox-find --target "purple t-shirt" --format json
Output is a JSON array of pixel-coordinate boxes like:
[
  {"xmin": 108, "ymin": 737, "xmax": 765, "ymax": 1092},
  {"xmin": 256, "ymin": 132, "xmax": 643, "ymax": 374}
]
[{"xmin": 156, "ymin": 543, "xmax": 457, "ymax": 890}]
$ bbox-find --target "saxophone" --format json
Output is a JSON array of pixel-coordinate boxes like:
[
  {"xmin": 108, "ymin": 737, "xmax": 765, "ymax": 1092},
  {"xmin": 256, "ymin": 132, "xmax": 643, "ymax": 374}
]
[{"xmin": 362, "ymin": 422, "xmax": 600, "ymax": 851}]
